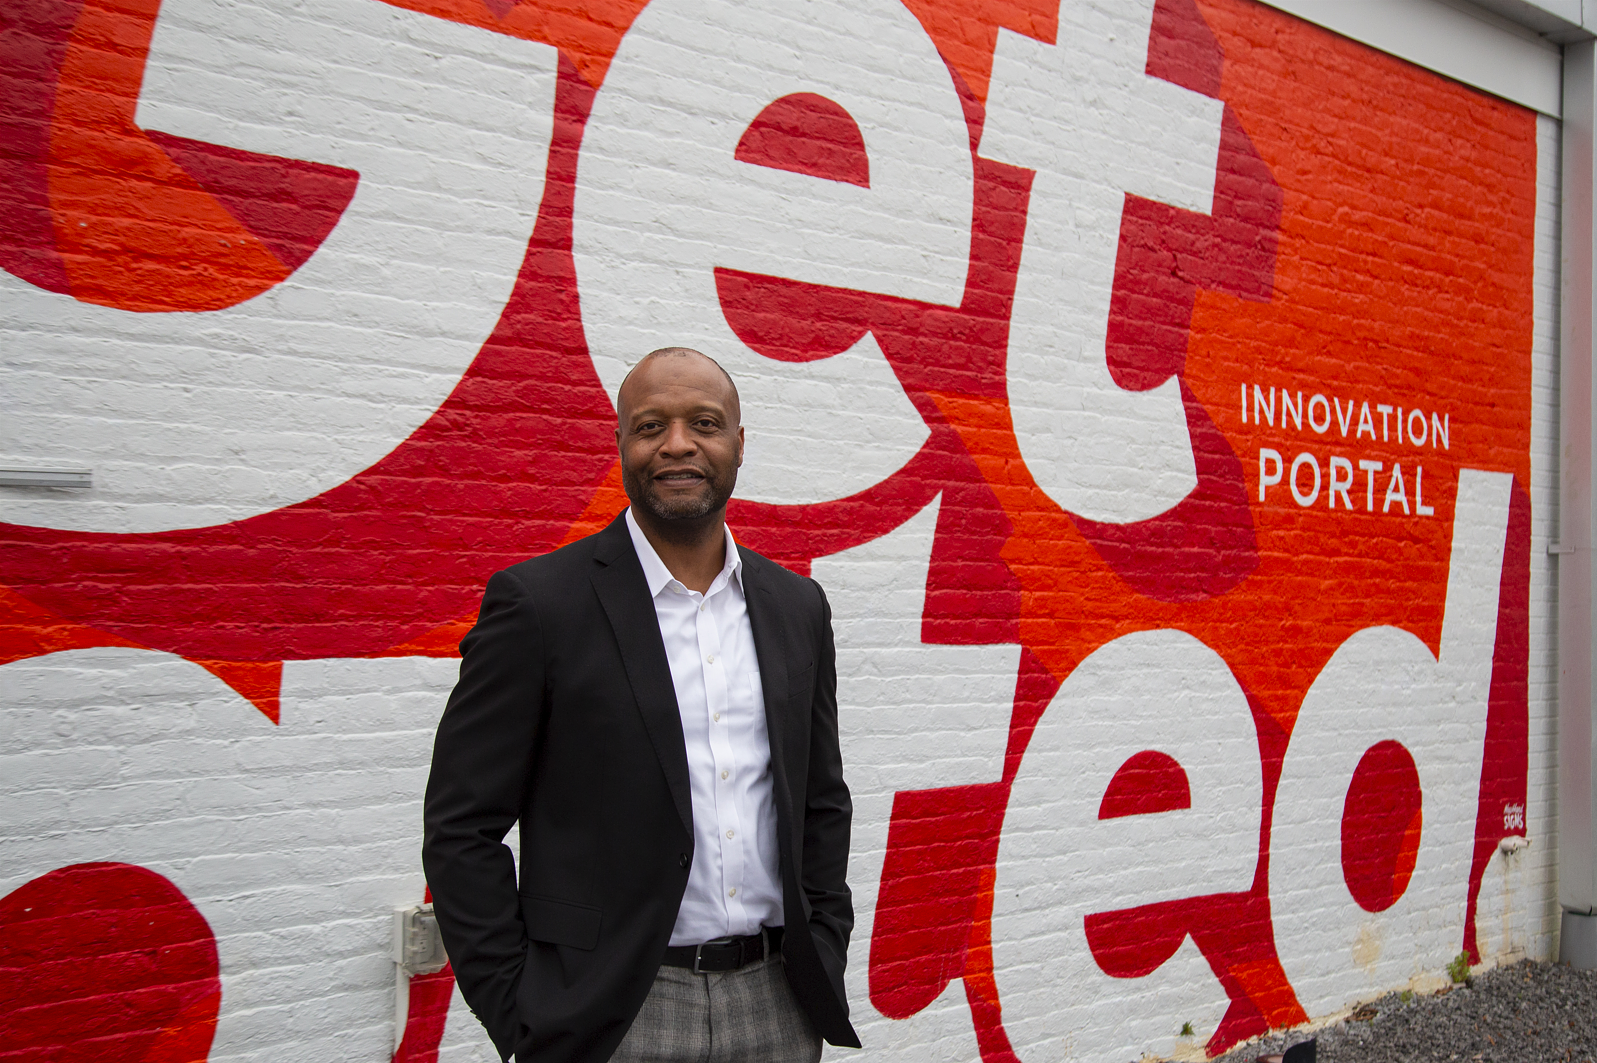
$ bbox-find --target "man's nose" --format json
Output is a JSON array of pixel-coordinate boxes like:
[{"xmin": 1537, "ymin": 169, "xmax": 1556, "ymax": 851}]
[{"xmin": 659, "ymin": 420, "xmax": 697, "ymax": 455}]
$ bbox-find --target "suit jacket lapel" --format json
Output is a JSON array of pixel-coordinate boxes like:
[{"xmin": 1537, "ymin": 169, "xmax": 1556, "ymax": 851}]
[
  {"xmin": 740, "ymin": 549, "xmax": 794, "ymax": 822},
  {"xmin": 591, "ymin": 515, "xmax": 694, "ymax": 838}
]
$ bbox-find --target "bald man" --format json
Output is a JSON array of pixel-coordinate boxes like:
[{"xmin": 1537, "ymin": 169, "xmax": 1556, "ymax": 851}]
[{"xmin": 424, "ymin": 348, "xmax": 859, "ymax": 1063}]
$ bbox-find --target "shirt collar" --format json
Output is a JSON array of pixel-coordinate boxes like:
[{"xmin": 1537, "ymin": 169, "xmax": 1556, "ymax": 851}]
[{"xmin": 625, "ymin": 507, "xmax": 742, "ymax": 598}]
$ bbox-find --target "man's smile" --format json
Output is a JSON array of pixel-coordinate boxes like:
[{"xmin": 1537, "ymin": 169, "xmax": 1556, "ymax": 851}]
[{"xmin": 655, "ymin": 469, "xmax": 707, "ymax": 484}]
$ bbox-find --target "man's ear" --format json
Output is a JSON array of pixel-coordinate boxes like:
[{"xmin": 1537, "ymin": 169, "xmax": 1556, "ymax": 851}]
[{"xmin": 736, "ymin": 425, "xmax": 745, "ymax": 467}]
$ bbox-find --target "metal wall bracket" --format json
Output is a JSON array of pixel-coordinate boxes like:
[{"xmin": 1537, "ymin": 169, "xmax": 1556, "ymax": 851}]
[{"xmin": 0, "ymin": 468, "xmax": 92, "ymax": 489}]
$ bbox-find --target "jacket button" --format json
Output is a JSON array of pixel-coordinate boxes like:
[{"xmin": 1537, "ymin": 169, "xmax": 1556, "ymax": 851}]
[{"xmin": 679, "ymin": 853, "xmax": 690, "ymax": 869}]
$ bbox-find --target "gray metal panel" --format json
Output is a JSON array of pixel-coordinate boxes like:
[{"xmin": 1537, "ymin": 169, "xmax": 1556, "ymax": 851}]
[
  {"xmin": 1561, "ymin": 40, "xmax": 1597, "ymax": 916},
  {"xmin": 1469, "ymin": 0, "xmax": 1589, "ymax": 41},
  {"xmin": 1561, "ymin": 910, "xmax": 1597, "ymax": 966},
  {"xmin": 1260, "ymin": 0, "xmax": 1564, "ymax": 115}
]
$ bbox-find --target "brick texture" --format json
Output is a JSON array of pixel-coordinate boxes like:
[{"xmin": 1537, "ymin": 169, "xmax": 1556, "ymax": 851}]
[{"xmin": 0, "ymin": 0, "xmax": 1547, "ymax": 1060}]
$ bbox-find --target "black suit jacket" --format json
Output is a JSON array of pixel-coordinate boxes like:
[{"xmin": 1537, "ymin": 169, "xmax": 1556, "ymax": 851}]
[{"xmin": 423, "ymin": 513, "xmax": 859, "ymax": 1062}]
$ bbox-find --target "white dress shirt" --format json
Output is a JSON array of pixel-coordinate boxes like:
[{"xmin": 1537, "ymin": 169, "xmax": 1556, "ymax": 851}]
[{"xmin": 625, "ymin": 508, "xmax": 784, "ymax": 945}]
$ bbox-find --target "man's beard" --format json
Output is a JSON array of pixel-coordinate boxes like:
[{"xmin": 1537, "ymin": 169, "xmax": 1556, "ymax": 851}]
[{"xmin": 621, "ymin": 460, "xmax": 736, "ymax": 523}]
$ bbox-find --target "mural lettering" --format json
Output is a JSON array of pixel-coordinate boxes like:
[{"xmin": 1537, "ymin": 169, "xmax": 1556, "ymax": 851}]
[{"xmin": 0, "ymin": 0, "xmax": 1539, "ymax": 1059}]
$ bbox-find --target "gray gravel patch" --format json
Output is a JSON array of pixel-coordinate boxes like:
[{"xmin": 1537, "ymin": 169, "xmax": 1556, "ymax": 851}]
[{"xmin": 1209, "ymin": 960, "xmax": 1597, "ymax": 1062}]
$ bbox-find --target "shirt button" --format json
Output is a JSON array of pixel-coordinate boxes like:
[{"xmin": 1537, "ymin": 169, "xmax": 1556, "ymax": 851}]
[
  {"xmin": 726, "ymin": 829, "xmax": 735, "ymax": 839},
  {"xmin": 728, "ymin": 888, "xmax": 737, "ymax": 897},
  {"xmin": 713, "ymin": 713, "xmax": 720, "ymax": 722},
  {"xmin": 679, "ymin": 853, "xmax": 690, "ymax": 869},
  {"xmin": 707, "ymin": 654, "xmax": 715, "ymax": 664},
  {"xmin": 721, "ymin": 769, "xmax": 729, "ymax": 780}
]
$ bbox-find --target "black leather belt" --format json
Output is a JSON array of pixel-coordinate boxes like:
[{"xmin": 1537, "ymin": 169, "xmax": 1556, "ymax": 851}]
[{"xmin": 662, "ymin": 926, "xmax": 783, "ymax": 974}]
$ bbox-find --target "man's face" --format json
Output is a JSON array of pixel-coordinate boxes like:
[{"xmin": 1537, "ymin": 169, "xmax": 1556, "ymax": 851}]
[{"xmin": 616, "ymin": 353, "xmax": 744, "ymax": 523}]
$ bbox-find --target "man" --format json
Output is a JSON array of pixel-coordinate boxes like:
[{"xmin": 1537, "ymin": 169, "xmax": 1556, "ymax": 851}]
[{"xmin": 423, "ymin": 348, "xmax": 859, "ymax": 1063}]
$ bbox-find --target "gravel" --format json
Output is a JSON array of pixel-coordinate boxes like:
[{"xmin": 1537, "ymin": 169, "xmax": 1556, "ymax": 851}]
[{"xmin": 1209, "ymin": 960, "xmax": 1597, "ymax": 1063}]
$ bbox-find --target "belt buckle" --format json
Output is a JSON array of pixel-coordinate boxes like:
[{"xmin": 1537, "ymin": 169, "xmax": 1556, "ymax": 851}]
[
  {"xmin": 691, "ymin": 935, "xmax": 744, "ymax": 974},
  {"xmin": 692, "ymin": 939, "xmax": 730, "ymax": 975}
]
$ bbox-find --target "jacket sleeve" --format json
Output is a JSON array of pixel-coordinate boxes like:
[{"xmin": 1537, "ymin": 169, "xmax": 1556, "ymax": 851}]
[
  {"xmin": 800, "ymin": 578, "xmax": 855, "ymax": 1009},
  {"xmin": 423, "ymin": 568, "xmax": 545, "ymax": 1060}
]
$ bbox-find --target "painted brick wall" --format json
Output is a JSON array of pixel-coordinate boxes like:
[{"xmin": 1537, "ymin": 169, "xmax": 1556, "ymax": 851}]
[{"xmin": 0, "ymin": 0, "xmax": 1553, "ymax": 1061}]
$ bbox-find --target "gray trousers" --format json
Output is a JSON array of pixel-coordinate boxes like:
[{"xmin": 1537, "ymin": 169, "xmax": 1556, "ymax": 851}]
[{"xmin": 609, "ymin": 954, "xmax": 823, "ymax": 1063}]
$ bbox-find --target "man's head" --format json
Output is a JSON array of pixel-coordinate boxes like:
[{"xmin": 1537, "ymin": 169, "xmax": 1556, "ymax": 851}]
[{"xmin": 616, "ymin": 347, "xmax": 744, "ymax": 529}]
